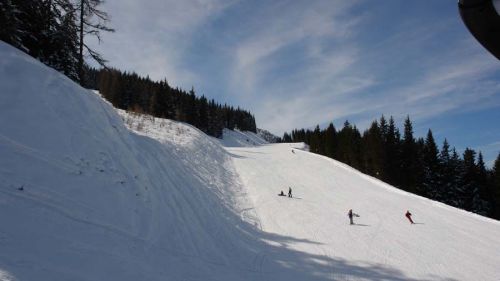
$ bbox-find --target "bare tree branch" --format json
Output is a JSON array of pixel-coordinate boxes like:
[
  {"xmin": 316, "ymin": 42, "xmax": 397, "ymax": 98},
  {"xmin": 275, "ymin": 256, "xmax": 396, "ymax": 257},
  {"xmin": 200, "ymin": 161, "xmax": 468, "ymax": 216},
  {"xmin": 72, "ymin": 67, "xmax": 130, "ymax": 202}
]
[{"xmin": 77, "ymin": 0, "xmax": 114, "ymax": 83}]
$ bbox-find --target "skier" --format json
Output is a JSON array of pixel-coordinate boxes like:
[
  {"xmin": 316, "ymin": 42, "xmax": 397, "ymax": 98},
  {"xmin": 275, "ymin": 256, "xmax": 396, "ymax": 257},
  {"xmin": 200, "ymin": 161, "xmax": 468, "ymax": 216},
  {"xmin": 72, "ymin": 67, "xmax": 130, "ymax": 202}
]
[
  {"xmin": 348, "ymin": 209, "xmax": 359, "ymax": 225},
  {"xmin": 292, "ymin": 149, "xmax": 295, "ymax": 154},
  {"xmin": 288, "ymin": 187, "xmax": 292, "ymax": 198},
  {"xmin": 278, "ymin": 190, "xmax": 285, "ymax": 196},
  {"xmin": 405, "ymin": 210, "xmax": 414, "ymax": 224}
]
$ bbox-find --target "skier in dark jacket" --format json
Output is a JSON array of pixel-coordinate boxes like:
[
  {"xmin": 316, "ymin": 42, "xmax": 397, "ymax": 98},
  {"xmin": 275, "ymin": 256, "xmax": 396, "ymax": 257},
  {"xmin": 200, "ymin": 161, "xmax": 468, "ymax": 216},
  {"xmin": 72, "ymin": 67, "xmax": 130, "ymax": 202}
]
[
  {"xmin": 348, "ymin": 209, "xmax": 359, "ymax": 225},
  {"xmin": 288, "ymin": 187, "xmax": 292, "ymax": 198},
  {"xmin": 405, "ymin": 210, "xmax": 414, "ymax": 224}
]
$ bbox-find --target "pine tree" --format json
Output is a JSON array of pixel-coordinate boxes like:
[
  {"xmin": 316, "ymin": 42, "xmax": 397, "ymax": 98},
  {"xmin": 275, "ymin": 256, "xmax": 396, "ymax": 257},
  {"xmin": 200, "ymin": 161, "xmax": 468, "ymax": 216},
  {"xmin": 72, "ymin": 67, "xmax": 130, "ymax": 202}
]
[
  {"xmin": 362, "ymin": 121, "xmax": 384, "ymax": 178},
  {"xmin": 14, "ymin": 0, "xmax": 47, "ymax": 59},
  {"xmin": 51, "ymin": 6, "xmax": 79, "ymax": 81},
  {"xmin": 339, "ymin": 121, "xmax": 352, "ymax": 163},
  {"xmin": 422, "ymin": 130, "xmax": 441, "ymax": 199},
  {"xmin": 197, "ymin": 96, "xmax": 209, "ymax": 133},
  {"xmin": 107, "ymin": 70, "xmax": 122, "ymax": 107},
  {"xmin": 324, "ymin": 123, "xmax": 337, "ymax": 159},
  {"xmin": 207, "ymin": 99, "xmax": 223, "ymax": 138},
  {"xmin": 461, "ymin": 148, "xmax": 478, "ymax": 211},
  {"xmin": 383, "ymin": 116, "xmax": 401, "ymax": 186},
  {"xmin": 160, "ymin": 79, "xmax": 174, "ymax": 119},
  {"xmin": 448, "ymin": 148, "xmax": 465, "ymax": 208},
  {"xmin": 472, "ymin": 152, "xmax": 490, "ymax": 215},
  {"xmin": 310, "ymin": 125, "xmax": 322, "ymax": 154},
  {"xmin": 149, "ymin": 88, "xmax": 161, "ymax": 117},
  {"xmin": 491, "ymin": 153, "xmax": 500, "ymax": 219},
  {"xmin": 439, "ymin": 139, "xmax": 454, "ymax": 205},
  {"xmin": 3, "ymin": 0, "xmax": 80, "ymax": 82},
  {"xmin": 401, "ymin": 116, "xmax": 417, "ymax": 193},
  {"xmin": 414, "ymin": 137, "xmax": 426, "ymax": 196},
  {"xmin": 0, "ymin": 0, "xmax": 22, "ymax": 48},
  {"xmin": 379, "ymin": 115, "xmax": 388, "ymax": 138},
  {"xmin": 282, "ymin": 132, "xmax": 292, "ymax": 142},
  {"xmin": 76, "ymin": 0, "xmax": 114, "ymax": 83},
  {"xmin": 337, "ymin": 121, "xmax": 362, "ymax": 168}
]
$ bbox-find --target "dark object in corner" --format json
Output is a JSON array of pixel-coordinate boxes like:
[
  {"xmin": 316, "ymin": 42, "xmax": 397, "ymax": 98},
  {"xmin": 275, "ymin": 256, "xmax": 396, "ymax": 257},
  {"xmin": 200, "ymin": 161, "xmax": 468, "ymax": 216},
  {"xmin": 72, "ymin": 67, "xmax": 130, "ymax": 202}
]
[{"xmin": 459, "ymin": 0, "xmax": 500, "ymax": 59}]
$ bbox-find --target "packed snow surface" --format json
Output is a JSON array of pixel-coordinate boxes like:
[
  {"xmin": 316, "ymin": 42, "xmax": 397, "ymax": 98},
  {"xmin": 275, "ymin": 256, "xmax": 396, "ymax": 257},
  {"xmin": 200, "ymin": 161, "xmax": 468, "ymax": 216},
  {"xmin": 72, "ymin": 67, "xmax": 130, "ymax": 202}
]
[{"xmin": 1, "ymin": 42, "xmax": 500, "ymax": 281}]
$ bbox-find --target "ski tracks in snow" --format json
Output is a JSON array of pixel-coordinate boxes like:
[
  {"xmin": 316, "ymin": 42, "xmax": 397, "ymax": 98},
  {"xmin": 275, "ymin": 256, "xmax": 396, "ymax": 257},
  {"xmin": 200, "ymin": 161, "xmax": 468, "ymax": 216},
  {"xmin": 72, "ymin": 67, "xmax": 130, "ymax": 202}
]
[{"xmin": 0, "ymin": 187, "xmax": 140, "ymax": 242}]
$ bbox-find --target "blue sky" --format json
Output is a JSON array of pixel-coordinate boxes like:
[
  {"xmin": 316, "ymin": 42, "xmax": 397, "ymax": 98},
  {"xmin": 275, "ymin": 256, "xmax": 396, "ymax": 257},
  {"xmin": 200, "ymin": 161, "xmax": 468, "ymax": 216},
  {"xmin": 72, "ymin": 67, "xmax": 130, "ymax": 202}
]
[{"xmin": 89, "ymin": 0, "xmax": 500, "ymax": 166}]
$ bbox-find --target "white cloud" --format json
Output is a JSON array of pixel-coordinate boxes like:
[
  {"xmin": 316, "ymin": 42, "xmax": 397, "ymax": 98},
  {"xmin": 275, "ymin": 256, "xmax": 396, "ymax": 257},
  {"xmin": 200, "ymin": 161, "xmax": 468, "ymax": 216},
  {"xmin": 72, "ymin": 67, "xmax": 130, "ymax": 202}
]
[
  {"xmin": 88, "ymin": 0, "xmax": 235, "ymax": 86},
  {"xmin": 230, "ymin": 2, "xmax": 360, "ymax": 86},
  {"xmin": 253, "ymin": 18, "xmax": 500, "ymax": 136},
  {"xmin": 224, "ymin": 0, "xmax": 368, "ymax": 133}
]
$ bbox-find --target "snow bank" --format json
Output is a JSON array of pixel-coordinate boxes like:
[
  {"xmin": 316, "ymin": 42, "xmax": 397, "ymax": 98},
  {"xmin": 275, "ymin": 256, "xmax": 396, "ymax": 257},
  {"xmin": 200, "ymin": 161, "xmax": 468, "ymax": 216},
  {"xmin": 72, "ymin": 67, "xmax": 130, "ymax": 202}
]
[
  {"xmin": 0, "ymin": 41, "xmax": 263, "ymax": 281},
  {"xmin": 219, "ymin": 128, "xmax": 268, "ymax": 147}
]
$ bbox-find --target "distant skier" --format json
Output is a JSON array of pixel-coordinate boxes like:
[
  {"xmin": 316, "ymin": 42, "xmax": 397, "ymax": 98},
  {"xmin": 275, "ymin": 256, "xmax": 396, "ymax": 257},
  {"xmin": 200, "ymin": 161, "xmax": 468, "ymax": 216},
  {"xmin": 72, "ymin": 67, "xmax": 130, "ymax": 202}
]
[
  {"xmin": 288, "ymin": 187, "xmax": 292, "ymax": 198},
  {"xmin": 292, "ymin": 149, "xmax": 295, "ymax": 154},
  {"xmin": 278, "ymin": 190, "xmax": 285, "ymax": 196},
  {"xmin": 405, "ymin": 210, "xmax": 414, "ymax": 224},
  {"xmin": 348, "ymin": 209, "xmax": 359, "ymax": 225}
]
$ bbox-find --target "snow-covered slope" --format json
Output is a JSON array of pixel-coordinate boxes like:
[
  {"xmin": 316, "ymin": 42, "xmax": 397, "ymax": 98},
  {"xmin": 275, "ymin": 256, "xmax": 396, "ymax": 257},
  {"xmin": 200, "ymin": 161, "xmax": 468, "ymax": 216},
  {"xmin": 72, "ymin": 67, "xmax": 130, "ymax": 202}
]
[
  {"xmin": 228, "ymin": 144, "xmax": 500, "ymax": 281},
  {"xmin": 219, "ymin": 128, "xmax": 268, "ymax": 147},
  {"xmin": 256, "ymin": 128, "xmax": 280, "ymax": 143},
  {"xmin": 0, "ymin": 42, "xmax": 265, "ymax": 281},
  {"xmin": 1, "ymin": 41, "xmax": 500, "ymax": 281}
]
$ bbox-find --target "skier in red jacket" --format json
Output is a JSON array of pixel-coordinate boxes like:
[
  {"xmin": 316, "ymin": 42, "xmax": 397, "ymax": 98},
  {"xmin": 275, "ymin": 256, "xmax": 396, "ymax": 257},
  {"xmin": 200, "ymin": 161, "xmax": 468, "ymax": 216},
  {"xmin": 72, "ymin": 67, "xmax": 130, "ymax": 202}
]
[{"xmin": 405, "ymin": 210, "xmax": 414, "ymax": 224}]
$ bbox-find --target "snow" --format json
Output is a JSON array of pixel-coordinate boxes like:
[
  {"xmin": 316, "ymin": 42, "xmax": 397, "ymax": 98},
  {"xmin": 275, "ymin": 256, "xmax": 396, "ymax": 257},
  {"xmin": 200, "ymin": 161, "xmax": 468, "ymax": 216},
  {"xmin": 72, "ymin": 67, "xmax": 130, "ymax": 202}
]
[
  {"xmin": 1, "ymin": 41, "xmax": 500, "ymax": 281},
  {"xmin": 0, "ymin": 42, "xmax": 262, "ymax": 281},
  {"xmin": 218, "ymin": 128, "xmax": 268, "ymax": 147},
  {"xmin": 229, "ymin": 144, "xmax": 500, "ymax": 280}
]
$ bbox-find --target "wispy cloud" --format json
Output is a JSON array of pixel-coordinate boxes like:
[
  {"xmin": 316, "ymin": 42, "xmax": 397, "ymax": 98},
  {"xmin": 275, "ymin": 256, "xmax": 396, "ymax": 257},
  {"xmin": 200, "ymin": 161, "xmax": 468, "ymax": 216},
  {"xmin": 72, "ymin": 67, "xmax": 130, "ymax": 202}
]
[
  {"xmin": 220, "ymin": 1, "xmax": 498, "ymax": 136},
  {"xmin": 246, "ymin": 7, "xmax": 500, "ymax": 135},
  {"xmin": 223, "ymin": 1, "xmax": 368, "ymax": 132},
  {"xmin": 89, "ymin": 0, "xmax": 236, "ymax": 86},
  {"xmin": 361, "ymin": 48, "xmax": 500, "ymax": 122}
]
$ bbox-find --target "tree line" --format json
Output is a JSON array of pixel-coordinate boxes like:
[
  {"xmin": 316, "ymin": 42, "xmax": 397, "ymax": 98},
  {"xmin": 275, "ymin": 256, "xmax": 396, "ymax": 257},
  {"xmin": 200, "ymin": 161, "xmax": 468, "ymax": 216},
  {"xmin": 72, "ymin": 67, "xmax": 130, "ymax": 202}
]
[
  {"xmin": 282, "ymin": 116, "xmax": 500, "ymax": 220},
  {"xmin": 1, "ymin": 0, "xmax": 256, "ymax": 138},
  {"xmin": 1, "ymin": 0, "xmax": 113, "ymax": 83},
  {"xmin": 84, "ymin": 68, "xmax": 257, "ymax": 138}
]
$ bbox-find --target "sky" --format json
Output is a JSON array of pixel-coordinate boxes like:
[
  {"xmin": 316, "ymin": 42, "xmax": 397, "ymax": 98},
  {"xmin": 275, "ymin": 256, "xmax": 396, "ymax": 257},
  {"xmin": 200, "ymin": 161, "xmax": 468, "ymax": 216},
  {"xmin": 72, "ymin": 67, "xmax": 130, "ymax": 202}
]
[{"xmin": 88, "ymin": 0, "xmax": 500, "ymax": 166}]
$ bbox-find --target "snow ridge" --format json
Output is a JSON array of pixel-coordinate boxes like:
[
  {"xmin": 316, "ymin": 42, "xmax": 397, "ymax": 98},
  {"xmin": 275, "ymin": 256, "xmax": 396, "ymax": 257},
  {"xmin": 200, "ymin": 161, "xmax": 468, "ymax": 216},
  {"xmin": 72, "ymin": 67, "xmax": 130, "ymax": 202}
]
[{"xmin": 0, "ymin": 42, "xmax": 265, "ymax": 281}]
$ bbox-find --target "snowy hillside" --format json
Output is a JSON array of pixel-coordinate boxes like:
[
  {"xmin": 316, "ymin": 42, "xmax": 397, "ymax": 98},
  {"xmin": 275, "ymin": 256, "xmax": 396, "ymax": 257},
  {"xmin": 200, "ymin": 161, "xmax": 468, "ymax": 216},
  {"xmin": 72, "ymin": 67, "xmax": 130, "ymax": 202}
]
[
  {"xmin": 1, "ymin": 41, "xmax": 500, "ymax": 281},
  {"xmin": 218, "ymin": 128, "xmax": 268, "ymax": 147},
  {"xmin": 0, "ymin": 42, "xmax": 266, "ymax": 281},
  {"xmin": 256, "ymin": 128, "xmax": 280, "ymax": 143},
  {"xmin": 229, "ymin": 144, "xmax": 500, "ymax": 281}
]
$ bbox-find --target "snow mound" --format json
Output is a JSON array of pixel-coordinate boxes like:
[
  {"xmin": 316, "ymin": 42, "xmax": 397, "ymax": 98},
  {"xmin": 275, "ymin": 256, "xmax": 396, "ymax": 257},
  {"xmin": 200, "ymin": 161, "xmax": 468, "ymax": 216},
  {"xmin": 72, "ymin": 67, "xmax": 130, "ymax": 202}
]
[
  {"xmin": 0, "ymin": 41, "xmax": 273, "ymax": 281},
  {"xmin": 256, "ymin": 128, "xmax": 280, "ymax": 143},
  {"xmin": 219, "ymin": 128, "xmax": 268, "ymax": 147}
]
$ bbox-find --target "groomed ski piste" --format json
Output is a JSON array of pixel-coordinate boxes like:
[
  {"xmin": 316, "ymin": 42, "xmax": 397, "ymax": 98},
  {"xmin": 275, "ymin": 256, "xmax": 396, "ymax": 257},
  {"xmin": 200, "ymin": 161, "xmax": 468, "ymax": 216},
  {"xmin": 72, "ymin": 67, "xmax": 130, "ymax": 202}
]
[{"xmin": 1, "ymin": 41, "xmax": 500, "ymax": 281}]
